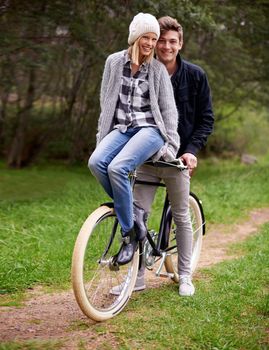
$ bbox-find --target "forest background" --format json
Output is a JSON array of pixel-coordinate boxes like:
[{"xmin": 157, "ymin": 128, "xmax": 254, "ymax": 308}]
[{"xmin": 0, "ymin": 0, "xmax": 268, "ymax": 168}]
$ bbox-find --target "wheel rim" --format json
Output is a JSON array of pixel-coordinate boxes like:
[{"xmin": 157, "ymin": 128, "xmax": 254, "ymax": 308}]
[
  {"xmin": 72, "ymin": 208, "xmax": 139, "ymax": 320},
  {"xmin": 190, "ymin": 197, "xmax": 203, "ymax": 273}
]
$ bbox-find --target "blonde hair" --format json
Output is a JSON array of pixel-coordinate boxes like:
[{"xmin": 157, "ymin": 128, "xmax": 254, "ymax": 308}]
[{"xmin": 128, "ymin": 35, "xmax": 154, "ymax": 66}]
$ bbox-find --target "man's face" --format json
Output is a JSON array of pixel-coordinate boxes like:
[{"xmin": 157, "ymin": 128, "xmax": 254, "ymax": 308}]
[{"xmin": 156, "ymin": 30, "xmax": 183, "ymax": 65}]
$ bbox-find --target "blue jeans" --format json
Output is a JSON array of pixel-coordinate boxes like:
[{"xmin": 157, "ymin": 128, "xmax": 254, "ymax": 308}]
[{"xmin": 88, "ymin": 127, "xmax": 164, "ymax": 233}]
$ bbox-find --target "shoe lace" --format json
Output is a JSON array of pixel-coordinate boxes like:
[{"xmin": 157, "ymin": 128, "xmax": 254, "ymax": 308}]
[{"xmin": 180, "ymin": 276, "xmax": 192, "ymax": 285}]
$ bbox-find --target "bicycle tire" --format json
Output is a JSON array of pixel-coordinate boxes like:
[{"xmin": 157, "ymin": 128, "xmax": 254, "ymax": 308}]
[
  {"xmin": 71, "ymin": 205, "xmax": 139, "ymax": 321},
  {"xmin": 164, "ymin": 193, "xmax": 204, "ymax": 282}
]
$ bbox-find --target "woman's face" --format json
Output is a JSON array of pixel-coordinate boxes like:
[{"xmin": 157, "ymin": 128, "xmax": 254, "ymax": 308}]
[{"xmin": 138, "ymin": 32, "xmax": 158, "ymax": 57}]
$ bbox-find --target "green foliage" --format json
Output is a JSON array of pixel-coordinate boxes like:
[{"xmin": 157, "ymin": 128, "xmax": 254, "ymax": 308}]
[
  {"xmin": 0, "ymin": 0, "xmax": 268, "ymax": 165},
  {"xmin": 209, "ymin": 106, "xmax": 269, "ymax": 156}
]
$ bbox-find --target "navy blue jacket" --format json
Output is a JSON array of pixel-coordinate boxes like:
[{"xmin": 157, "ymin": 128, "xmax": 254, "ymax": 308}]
[{"xmin": 171, "ymin": 55, "xmax": 214, "ymax": 156}]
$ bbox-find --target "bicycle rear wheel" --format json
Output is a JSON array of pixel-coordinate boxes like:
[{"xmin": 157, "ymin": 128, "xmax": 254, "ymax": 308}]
[
  {"xmin": 164, "ymin": 193, "xmax": 204, "ymax": 282},
  {"xmin": 71, "ymin": 205, "xmax": 139, "ymax": 321}
]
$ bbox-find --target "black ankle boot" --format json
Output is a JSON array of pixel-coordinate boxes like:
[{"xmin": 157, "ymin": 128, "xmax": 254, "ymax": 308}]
[
  {"xmin": 133, "ymin": 203, "xmax": 148, "ymax": 241},
  {"xmin": 115, "ymin": 227, "xmax": 138, "ymax": 265}
]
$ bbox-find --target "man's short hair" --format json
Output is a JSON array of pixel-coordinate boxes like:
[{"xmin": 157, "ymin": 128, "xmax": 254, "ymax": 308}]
[{"xmin": 158, "ymin": 16, "xmax": 183, "ymax": 42}]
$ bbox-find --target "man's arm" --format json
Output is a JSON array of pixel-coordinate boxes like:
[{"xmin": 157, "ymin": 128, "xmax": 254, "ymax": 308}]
[
  {"xmin": 181, "ymin": 73, "xmax": 214, "ymax": 175},
  {"xmin": 184, "ymin": 73, "xmax": 214, "ymax": 156}
]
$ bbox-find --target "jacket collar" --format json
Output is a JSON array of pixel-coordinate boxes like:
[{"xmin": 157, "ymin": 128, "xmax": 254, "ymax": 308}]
[
  {"xmin": 172, "ymin": 54, "xmax": 183, "ymax": 78},
  {"xmin": 170, "ymin": 54, "xmax": 184, "ymax": 88}
]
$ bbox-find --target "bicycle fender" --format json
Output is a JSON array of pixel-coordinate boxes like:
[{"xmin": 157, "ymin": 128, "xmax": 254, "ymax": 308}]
[{"xmin": 100, "ymin": 202, "xmax": 114, "ymax": 208}]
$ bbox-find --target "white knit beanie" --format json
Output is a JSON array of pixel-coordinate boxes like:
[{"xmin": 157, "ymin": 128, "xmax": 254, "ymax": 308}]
[{"xmin": 128, "ymin": 13, "xmax": 160, "ymax": 45}]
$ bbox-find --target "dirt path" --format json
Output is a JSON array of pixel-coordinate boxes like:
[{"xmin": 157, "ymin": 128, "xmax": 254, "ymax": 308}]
[{"xmin": 1, "ymin": 208, "xmax": 269, "ymax": 349}]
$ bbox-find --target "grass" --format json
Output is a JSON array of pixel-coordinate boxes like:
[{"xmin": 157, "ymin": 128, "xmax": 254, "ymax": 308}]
[
  {"xmin": 191, "ymin": 158, "xmax": 269, "ymax": 224},
  {"xmin": 0, "ymin": 158, "xmax": 268, "ymax": 349},
  {"xmin": 0, "ymin": 158, "xmax": 269, "ymax": 296},
  {"xmin": 0, "ymin": 340, "xmax": 63, "ymax": 350},
  {"xmin": 0, "ymin": 162, "xmax": 107, "ymax": 295},
  {"xmin": 105, "ymin": 224, "xmax": 269, "ymax": 349}
]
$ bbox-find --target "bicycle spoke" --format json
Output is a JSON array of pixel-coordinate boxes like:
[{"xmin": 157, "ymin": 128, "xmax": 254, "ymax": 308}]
[{"xmin": 72, "ymin": 207, "xmax": 139, "ymax": 320}]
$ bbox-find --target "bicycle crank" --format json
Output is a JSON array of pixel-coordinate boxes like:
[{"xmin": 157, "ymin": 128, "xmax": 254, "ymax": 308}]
[{"xmin": 98, "ymin": 257, "xmax": 120, "ymax": 271}]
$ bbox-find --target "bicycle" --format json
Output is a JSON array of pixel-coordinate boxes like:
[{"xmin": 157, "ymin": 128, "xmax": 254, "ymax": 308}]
[{"xmin": 71, "ymin": 160, "xmax": 205, "ymax": 321}]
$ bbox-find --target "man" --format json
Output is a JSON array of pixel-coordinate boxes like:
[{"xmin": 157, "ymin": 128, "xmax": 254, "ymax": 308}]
[{"xmin": 112, "ymin": 16, "xmax": 214, "ymax": 296}]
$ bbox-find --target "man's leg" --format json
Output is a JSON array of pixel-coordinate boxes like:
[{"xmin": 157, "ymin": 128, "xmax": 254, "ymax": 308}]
[
  {"xmin": 133, "ymin": 165, "xmax": 162, "ymax": 290},
  {"xmin": 134, "ymin": 165, "xmax": 160, "ymax": 212},
  {"xmin": 162, "ymin": 168, "xmax": 195, "ymax": 296}
]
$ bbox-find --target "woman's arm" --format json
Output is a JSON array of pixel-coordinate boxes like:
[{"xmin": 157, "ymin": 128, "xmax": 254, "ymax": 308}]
[
  {"xmin": 100, "ymin": 56, "xmax": 112, "ymax": 109},
  {"xmin": 96, "ymin": 56, "xmax": 112, "ymax": 144},
  {"xmin": 158, "ymin": 65, "xmax": 180, "ymax": 160}
]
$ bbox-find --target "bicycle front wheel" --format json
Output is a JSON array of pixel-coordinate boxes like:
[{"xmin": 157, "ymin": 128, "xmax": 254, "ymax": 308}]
[
  {"xmin": 71, "ymin": 205, "xmax": 139, "ymax": 321},
  {"xmin": 164, "ymin": 193, "xmax": 204, "ymax": 282}
]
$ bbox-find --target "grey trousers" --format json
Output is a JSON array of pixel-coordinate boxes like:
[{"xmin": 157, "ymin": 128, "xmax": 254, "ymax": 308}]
[{"xmin": 133, "ymin": 164, "xmax": 193, "ymax": 276}]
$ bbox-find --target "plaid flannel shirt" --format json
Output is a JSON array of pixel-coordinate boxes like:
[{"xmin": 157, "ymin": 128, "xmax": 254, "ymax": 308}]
[{"xmin": 114, "ymin": 54, "xmax": 156, "ymax": 132}]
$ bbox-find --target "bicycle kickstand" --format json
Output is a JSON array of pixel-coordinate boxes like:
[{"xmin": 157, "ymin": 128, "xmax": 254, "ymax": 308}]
[{"xmin": 155, "ymin": 252, "xmax": 174, "ymax": 279}]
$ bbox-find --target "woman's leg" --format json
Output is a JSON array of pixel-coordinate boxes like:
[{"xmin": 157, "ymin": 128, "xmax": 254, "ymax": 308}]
[
  {"xmin": 88, "ymin": 129, "xmax": 131, "ymax": 198},
  {"xmin": 108, "ymin": 127, "xmax": 164, "ymax": 233}
]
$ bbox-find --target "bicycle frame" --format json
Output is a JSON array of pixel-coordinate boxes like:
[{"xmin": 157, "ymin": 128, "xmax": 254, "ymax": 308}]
[
  {"xmin": 100, "ymin": 159, "xmax": 205, "ymax": 270},
  {"xmin": 135, "ymin": 179, "xmax": 172, "ymax": 257}
]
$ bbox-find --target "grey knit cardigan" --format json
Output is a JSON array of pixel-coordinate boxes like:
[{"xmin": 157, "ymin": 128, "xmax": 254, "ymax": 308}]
[{"xmin": 97, "ymin": 50, "xmax": 180, "ymax": 161}]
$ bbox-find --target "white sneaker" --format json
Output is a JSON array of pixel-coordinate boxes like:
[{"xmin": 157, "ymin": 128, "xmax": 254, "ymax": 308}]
[
  {"xmin": 110, "ymin": 275, "xmax": 145, "ymax": 296},
  {"xmin": 179, "ymin": 275, "xmax": 195, "ymax": 296}
]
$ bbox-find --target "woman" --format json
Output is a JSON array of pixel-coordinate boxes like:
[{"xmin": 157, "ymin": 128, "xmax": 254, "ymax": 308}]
[{"xmin": 89, "ymin": 13, "xmax": 180, "ymax": 265}]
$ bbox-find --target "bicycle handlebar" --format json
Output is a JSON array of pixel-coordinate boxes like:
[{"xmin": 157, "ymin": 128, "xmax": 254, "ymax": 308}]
[{"xmin": 144, "ymin": 158, "xmax": 188, "ymax": 171}]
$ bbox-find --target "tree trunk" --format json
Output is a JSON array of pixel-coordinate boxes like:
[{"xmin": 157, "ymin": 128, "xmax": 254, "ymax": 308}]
[
  {"xmin": 7, "ymin": 68, "xmax": 36, "ymax": 168},
  {"xmin": 0, "ymin": 93, "xmax": 8, "ymax": 146}
]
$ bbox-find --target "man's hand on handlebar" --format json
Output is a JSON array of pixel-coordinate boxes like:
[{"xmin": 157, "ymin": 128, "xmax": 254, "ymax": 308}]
[{"xmin": 180, "ymin": 153, "xmax": 197, "ymax": 177}]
